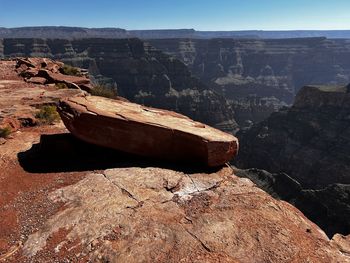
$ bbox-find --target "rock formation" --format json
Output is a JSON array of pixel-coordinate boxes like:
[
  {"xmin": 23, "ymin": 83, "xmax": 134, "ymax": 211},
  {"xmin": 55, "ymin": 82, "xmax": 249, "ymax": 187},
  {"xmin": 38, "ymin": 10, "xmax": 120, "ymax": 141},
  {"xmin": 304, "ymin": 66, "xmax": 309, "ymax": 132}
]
[
  {"xmin": 149, "ymin": 38, "xmax": 350, "ymax": 127},
  {"xmin": 15, "ymin": 57, "xmax": 92, "ymax": 91},
  {"xmin": 236, "ymin": 84, "xmax": 350, "ymax": 237},
  {"xmin": 0, "ymin": 38, "xmax": 238, "ymax": 133},
  {"xmin": 0, "ymin": 59, "xmax": 85, "ymax": 133},
  {"xmin": 235, "ymin": 168, "xmax": 350, "ymax": 238},
  {"xmin": 3, "ymin": 37, "xmax": 350, "ymax": 130},
  {"xmin": 1, "ymin": 57, "xmax": 350, "ymax": 262},
  {"xmin": 0, "ymin": 26, "xmax": 128, "ymax": 39},
  {"xmin": 58, "ymin": 96, "xmax": 238, "ymax": 167},
  {"xmin": 19, "ymin": 167, "xmax": 349, "ymax": 262},
  {"xmin": 236, "ymin": 84, "xmax": 350, "ymax": 188}
]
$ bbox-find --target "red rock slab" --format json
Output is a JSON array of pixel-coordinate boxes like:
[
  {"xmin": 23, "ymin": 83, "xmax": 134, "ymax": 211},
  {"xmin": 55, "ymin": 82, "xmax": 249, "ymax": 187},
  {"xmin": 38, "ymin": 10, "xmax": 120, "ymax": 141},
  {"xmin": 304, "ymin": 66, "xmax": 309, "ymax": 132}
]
[
  {"xmin": 37, "ymin": 70, "xmax": 90, "ymax": 86},
  {"xmin": 58, "ymin": 96, "xmax": 239, "ymax": 167}
]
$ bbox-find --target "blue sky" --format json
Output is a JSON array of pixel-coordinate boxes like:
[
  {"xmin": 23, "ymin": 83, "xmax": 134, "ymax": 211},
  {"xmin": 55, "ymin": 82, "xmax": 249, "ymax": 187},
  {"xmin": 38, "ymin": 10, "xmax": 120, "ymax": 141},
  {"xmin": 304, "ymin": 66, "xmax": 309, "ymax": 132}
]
[{"xmin": 1, "ymin": 0, "xmax": 350, "ymax": 30}]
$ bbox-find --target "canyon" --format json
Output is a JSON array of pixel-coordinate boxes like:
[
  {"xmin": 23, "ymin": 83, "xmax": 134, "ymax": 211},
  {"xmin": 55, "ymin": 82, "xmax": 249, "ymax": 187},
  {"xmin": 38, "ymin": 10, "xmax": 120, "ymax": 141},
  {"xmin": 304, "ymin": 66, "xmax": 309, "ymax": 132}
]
[
  {"xmin": 149, "ymin": 37, "xmax": 350, "ymax": 126},
  {"xmin": 0, "ymin": 58, "xmax": 349, "ymax": 262},
  {"xmin": 1, "ymin": 30, "xmax": 350, "ymax": 261},
  {"xmin": 0, "ymin": 38, "xmax": 238, "ymax": 133},
  {"xmin": 236, "ymin": 84, "xmax": 350, "ymax": 237},
  {"xmin": 2, "ymin": 37, "xmax": 350, "ymax": 129}
]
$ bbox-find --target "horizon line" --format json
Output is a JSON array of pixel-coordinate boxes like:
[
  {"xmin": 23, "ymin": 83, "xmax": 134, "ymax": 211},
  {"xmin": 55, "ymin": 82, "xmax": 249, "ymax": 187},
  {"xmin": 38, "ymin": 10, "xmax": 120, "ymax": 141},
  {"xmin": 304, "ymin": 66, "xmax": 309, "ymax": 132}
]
[{"xmin": 1, "ymin": 26, "xmax": 350, "ymax": 32}]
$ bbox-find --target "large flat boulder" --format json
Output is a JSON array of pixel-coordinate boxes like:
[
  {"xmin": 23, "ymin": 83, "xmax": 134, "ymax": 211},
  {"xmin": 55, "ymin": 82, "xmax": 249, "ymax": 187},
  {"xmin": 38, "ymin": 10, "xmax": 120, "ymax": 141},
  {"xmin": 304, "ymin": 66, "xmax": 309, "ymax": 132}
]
[{"xmin": 58, "ymin": 96, "xmax": 238, "ymax": 167}]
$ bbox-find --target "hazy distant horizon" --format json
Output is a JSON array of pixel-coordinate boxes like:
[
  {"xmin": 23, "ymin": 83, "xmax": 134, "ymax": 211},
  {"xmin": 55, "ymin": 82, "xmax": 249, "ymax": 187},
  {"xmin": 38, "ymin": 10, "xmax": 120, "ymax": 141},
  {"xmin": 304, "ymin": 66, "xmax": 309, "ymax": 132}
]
[
  {"xmin": 1, "ymin": 0, "xmax": 350, "ymax": 31},
  {"xmin": 2, "ymin": 26, "xmax": 350, "ymax": 32}
]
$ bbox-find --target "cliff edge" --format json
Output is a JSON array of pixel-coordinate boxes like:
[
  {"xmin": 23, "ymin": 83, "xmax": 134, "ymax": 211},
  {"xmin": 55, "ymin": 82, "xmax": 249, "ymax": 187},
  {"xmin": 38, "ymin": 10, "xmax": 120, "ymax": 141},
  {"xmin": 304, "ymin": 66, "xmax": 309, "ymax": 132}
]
[
  {"xmin": 236, "ymin": 84, "xmax": 350, "ymax": 238},
  {"xmin": 0, "ymin": 59, "xmax": 349, "ymax": 262}
]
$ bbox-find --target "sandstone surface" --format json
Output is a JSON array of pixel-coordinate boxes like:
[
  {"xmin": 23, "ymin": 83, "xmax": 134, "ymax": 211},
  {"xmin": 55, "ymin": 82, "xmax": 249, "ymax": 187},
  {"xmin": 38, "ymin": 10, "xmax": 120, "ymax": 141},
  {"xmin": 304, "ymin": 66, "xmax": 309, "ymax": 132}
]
[
  {"xmin": 15, "ymin": 57, "xmax": 93, "ymax": 91},
  {"xmin": 58, "ymin": 96, "xmax": 238, "ymax": 167},
  {"xmin": 19, "ymin": 166, "xmax": 350, "ymax": 262},
  {"xmin": 1, "ymin": 130, "xmax": 349, "ymax": 262},
  {"xmin": 0, "ymin": 60, "xmax": 84, "ymax": 132}
]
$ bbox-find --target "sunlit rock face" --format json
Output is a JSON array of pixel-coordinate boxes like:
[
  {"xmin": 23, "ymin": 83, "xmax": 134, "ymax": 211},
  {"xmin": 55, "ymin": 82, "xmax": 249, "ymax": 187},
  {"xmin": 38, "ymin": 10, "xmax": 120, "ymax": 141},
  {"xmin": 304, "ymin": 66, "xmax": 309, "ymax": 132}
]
[
  {"xmin": 1, "ymin": 38, "xmax": 238, "ymax": 133},
  {"xmin": 149, "ymin": 38, "xmax": 350, "ymax": 126}
]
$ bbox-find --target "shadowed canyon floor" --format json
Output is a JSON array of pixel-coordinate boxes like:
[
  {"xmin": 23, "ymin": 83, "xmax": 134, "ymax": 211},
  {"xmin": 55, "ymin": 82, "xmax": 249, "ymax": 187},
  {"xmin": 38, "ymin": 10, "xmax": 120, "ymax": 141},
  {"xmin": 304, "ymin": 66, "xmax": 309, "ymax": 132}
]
[{"xmin": 1, "ymin": 59, "xmax": 350, "ymax": 262}]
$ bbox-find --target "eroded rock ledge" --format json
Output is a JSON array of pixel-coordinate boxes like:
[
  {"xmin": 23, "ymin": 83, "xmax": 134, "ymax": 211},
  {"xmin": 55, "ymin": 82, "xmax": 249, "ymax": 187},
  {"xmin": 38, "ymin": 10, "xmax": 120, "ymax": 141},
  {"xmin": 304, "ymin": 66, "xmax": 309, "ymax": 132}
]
[
  {"xmin": 22, "ymin": 167, "xmax": 350, "ymax": 262},
  {"xmin": 1, "ymin": 58, "xmax": 349, "ymax": 262}
]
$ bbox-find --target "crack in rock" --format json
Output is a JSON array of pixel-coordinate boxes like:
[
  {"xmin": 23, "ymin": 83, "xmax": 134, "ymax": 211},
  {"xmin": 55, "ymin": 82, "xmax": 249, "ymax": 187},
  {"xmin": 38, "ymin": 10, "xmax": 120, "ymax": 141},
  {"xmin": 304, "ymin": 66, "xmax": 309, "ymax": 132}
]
[
  {"xmin": 19, "ymin": 167, "xmax": 344, "ymax": 263},
  {"xmin": 183, "ymin": 226, "xmax": 212, "ymax": 252},
  {"xmin": 102, "ymin": 172, "xmax": 139, "ymax": 202}
]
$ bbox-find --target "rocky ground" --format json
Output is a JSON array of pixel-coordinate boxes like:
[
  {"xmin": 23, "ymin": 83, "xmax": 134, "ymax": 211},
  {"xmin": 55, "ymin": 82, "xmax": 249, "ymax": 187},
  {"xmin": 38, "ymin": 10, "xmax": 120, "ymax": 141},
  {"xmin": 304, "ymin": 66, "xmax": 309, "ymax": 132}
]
[{"xmin": 0, "ymin": 59, "xmax": 350, "ymax": 262}]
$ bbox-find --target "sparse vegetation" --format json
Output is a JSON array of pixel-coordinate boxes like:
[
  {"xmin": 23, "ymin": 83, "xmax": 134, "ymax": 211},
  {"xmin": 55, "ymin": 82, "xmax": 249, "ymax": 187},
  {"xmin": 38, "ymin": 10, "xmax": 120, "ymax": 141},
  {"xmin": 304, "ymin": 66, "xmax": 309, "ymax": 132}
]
[
  {"xmin": 90, "ymin": 85, "xmax": 118, "ymax": 99},
  {"xmin": 56, "ymin": 82, "xmax": 68, "ymax": 89},
  {"xmin": 0, "ymin": 127, "xmax": 11, "ymax": 138},
  {"xmin": 35, "ymin": 105, "xmax": 60, "ymax": 125},
  {"xmin": 60, "ymin": 64, "xmax": 81, "ymax": 76}
]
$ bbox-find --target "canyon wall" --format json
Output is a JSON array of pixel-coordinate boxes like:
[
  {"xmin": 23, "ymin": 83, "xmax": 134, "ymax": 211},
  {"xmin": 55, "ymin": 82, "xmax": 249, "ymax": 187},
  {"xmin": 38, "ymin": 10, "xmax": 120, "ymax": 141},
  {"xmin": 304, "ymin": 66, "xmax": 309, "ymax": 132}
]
[
  {"xmin": 0, "ymin": 38, "xmax": 238, "ymax": 133},
  {"xmin": 3, "ymin": 37, "xmax": 350, "ymax": 129},
  {"xmin": 236, "ymin": 84, "xmax": 350, "ymax": 188},
  {"xmin": 150, "ymin": 38, "xmax": 350, "ymax": 126},
  {"xmin": 236, "ymin": 84, "xmax": 350, "ymax": 237}
]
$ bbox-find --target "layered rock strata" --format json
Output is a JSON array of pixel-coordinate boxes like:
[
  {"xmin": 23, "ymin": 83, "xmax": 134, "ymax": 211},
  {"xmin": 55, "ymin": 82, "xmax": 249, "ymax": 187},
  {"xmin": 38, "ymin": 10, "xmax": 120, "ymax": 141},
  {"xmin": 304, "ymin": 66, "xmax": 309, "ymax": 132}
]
[
  {"xmin": 0, "ymin": 38, "xmax": 238, "ymax": 133},
  {"xmin": 236, "ymin": 85, "xmax": 350, "ymax": 188},
  {"xmin": 236, "ymin": 84, "xmax": 350, "ymax": 237},
  {"xmin": 3, "ymin": 26, "xmax": 350, "ymax": 39},
  {"xmin": 149, "ymin": 38, "xmax": 350, "ymax": 126}
]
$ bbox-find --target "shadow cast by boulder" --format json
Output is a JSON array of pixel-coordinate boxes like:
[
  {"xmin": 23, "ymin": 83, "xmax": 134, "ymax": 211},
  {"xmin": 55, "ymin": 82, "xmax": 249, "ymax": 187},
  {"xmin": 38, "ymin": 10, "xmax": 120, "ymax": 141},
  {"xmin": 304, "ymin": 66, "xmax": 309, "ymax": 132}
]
[{"xmin": 18, "ymin": 133, "xmax": 220, "ymax": 174}]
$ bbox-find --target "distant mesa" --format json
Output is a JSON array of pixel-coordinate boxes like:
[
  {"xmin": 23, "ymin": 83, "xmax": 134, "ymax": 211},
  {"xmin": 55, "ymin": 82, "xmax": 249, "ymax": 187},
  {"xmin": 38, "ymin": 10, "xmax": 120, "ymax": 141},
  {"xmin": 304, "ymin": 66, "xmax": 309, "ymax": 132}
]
[{"xmin": 2, "ymin": 26, "xmax": 350, "ymax": 39}]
